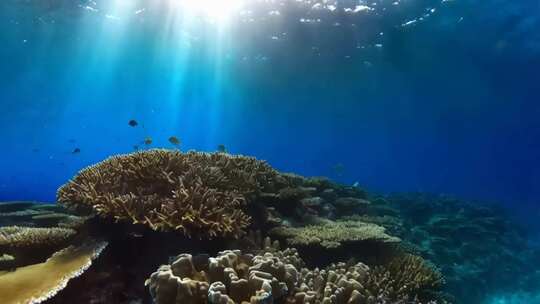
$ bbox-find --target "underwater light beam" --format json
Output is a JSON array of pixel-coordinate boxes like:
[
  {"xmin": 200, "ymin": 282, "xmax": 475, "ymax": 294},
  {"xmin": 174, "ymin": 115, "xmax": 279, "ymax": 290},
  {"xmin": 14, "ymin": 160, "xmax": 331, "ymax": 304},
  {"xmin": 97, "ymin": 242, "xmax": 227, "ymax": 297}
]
[{"xmin": 171, "ymin": 0, "xmax": 245, "ymax": 23}]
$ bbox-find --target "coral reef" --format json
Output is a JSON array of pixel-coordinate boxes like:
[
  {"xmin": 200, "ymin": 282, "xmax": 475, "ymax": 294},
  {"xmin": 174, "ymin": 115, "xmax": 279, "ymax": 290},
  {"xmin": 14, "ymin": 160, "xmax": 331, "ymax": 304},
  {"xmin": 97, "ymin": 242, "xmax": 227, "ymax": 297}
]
[
  {"xmin": 57, "ymin": 149, "xmax": 286, "ymax": 238},
  {"xmin": 0, "ymin": 253, "xmax": 16, "ymax": 270},
  {"xmin": 381, "ymin": 192, "xmax": 540, "ymax": 303},
  {"xmin": 0, "ymin": 201, "xmax": 37, "ymax": 213},
  {"xmin": 0, "ymin": 226, "xmax": 76, "ymax": 251},
  {"xmin": 5, "ymin": 150, "xmax": 537, "ymax": 304},
  {"xmin": 369, "ymin": 253, "xmax": 444, "ymax": 301},
  {"xmin": 270, "ymin": 219, "xmax": 400, "ymax": 249},
  {"xmin": 0, "ymin": 201, "xmax": 84, "ymax": 229},
  {"xmin": 146, "ymin": 248, "xmax": 303, "ymax": 304},
  {"xmin": 0, "ymin": 240, "xmax": 107, "ymax": 304},
  {"xmin": 147, "ymin": 248, "xmax": 443, "ymax": 304}
]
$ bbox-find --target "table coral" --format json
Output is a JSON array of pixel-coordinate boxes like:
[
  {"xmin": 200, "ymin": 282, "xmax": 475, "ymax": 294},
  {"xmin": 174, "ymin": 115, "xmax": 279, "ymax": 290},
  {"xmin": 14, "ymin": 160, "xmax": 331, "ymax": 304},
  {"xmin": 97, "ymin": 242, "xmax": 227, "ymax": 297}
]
[
  {"xmin": 270, "ymin": 219, "xmax": 400, "ymax": 249},
  {"xmin": 0, "ymin": 226, "xmax": 76, "ymax": 250},
  {"xmin": 0, "ymin": 240, "xmax": 107, "ymax": 304},
  {"xmin": 57, "ymin": 149, "xmax": 285, "ymax": 239}
]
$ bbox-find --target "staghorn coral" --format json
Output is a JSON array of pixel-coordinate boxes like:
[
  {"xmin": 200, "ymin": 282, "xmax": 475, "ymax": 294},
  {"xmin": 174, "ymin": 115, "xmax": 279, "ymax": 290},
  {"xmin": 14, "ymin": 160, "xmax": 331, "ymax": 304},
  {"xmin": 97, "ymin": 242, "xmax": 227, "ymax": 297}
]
[
  {"xmin": 0, "ymin": 226, "xmax": 77, "ymax": 251},
  {"xmin": 0, "ymin": 240, "xmax": 107, "ymax": 304},
  {"xmin": 270, "ymin": 219, "xmax": 400, "ymax": 249},
  {"xmin": 57, "ymin": 149, "xmax": 285, "ymax": 239},
  {"xmin": 146, "ymin": 248, "xmax": 303, "ymax": 304}
]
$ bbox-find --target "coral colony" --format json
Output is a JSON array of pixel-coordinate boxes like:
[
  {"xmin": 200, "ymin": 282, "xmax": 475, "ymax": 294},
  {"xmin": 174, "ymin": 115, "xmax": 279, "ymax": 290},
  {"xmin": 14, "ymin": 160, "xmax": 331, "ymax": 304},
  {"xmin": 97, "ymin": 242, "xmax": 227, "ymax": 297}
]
[{"xmin": 0, "ymin": 150, "xmax": 538, "ymax": 303}]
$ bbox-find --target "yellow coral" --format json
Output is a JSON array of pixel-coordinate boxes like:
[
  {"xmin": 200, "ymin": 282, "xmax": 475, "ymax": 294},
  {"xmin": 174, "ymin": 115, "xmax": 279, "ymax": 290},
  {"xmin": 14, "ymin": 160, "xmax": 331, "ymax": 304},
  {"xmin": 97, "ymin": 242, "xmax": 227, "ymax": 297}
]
[
  {"xmin": 0, "ymin": 240, "xmax": 107, "ymax": 304},
  {"xmin": 57, "ymin": 149, "xmax": 283, "ymax": 238}
]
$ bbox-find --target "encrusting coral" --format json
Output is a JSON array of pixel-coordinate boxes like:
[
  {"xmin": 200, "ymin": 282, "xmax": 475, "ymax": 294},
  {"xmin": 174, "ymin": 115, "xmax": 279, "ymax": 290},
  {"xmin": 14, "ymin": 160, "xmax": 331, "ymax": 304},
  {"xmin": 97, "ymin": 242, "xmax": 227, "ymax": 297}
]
[
  {"xmin": 270, "ymin": 219, "xmax": 400, "ymax": 249},
  {"xmin": 0, "ymin": 240, "xmax": 108, "ymax": 304},
  {"xmin": 57, "ymin": 149, "xmax": 286, "ymax": 239},
  {"xmin": 0, "ymin": 226, "xmax": 77, "ymax": 251}
]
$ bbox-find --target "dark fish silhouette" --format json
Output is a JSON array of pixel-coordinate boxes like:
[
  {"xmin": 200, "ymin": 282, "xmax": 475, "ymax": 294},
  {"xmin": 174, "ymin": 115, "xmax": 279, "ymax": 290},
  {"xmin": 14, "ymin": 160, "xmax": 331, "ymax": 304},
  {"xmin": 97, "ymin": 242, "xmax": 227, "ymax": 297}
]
[
  {"xmin": 332, "ymin": 163, "xmax": 345, "ymax": 176},
  {"xmin": 168, "ymin": 136, "xmax": 180, "ymax": 145},
  {"xmin": 128, "ymin": 120, "xmax": 138, "ymax": 127},
  {"xmin": 68, "ymin": 139, "xmax": 76, "ymax": 143},
  {"xmin": 32, "ymin": 148, "xmax": 40, "ymax": 153},
  {"xmin": 217, "ymin": 144, "xmax": 226, "ymax": 153},
  {"xmin": 143, "ymin": 137, "xmax": 152, "ymax": 145},
  {"xmin": 133, "ymin": 145, "xmax": 139, "ymax": 150},
  {"xmin": 72, "ymin": 148, "xmax": 81, "ymax": 154}
]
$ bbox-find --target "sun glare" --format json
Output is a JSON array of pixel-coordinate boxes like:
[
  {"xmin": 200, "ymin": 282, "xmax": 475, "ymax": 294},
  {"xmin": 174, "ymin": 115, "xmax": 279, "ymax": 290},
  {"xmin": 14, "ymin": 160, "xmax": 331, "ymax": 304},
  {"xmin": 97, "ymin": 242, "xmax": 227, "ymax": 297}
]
[{"xmin": 172, "ymin": 0, "xmax": 245, "ymax": 23}]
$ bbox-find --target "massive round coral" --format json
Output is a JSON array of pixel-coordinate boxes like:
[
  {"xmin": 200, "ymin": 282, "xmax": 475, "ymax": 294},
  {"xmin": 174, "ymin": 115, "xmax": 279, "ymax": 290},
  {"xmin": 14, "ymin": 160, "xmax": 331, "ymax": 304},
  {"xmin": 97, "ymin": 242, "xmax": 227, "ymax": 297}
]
[{"xmin": 57, "ymin": 149, "xmax": 284, "ymax": 238}]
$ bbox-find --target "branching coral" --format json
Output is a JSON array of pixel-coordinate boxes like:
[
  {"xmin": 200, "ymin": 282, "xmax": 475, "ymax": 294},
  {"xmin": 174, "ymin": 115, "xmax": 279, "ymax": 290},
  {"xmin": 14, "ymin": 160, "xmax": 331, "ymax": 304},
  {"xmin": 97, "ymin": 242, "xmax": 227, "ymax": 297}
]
[
  {"xmin": 57, "ymin": 149, "xmax": 285, "ymax": 239},
  {"xmin": 368, "ymin": 254, "xmax": 444, "ymax": 301},
  {"xmin": 0, "ymin": 226, "xmax": 76, "ymax": 251},
  {"xmin": 270, "ymin": 219, "xmax": 400, "ymax": 249},
  {"xmin": 0, "ymin": 240, "xmax": 107, "ymax": 304}
]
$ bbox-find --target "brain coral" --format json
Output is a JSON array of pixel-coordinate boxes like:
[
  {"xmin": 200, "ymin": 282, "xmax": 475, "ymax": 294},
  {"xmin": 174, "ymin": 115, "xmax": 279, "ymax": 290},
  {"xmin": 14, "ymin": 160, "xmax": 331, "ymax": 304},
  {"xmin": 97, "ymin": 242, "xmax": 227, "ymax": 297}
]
[{"xmin": 57, "ymin": 149, "xmax": 284, "ymax": 238}]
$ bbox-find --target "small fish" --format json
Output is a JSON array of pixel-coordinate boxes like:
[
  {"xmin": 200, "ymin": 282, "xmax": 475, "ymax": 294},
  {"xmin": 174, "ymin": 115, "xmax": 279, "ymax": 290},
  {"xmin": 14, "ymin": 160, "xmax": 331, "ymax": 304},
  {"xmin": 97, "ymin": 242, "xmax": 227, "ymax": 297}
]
[
  {"xmin": 32, "ymin": 148, "xmax": 40, "ymax": 153},
  {"xmin": 143, "ymin": 137, "xmax": 152, "ymax": 145},
  {"xmin": 129, "ymin": 232, "xmax": 143, "ymax": 238},
  {"xmin": 72, "ymin": 148, "xmax": 81, "ymax": 154},
  {"xmin": 128, "ymin": 119, "xmax": 138, "ymax": 127},
  {"xmin": 168, "ymin": 136, "xmax": 181, "ymax": 145},
  {"xmin": 217, "ymin": 144, "xmax": 226, "ymax": 153},
  {"xmin": 68, "ymin": 139, "xmax": 76, "ymax": 143},
  {"xmin": 352, "ymin": 181, "xmax": 359, "ymax": 188},
  {"xmin": 133, "ymin": 145, "xmax": 139, "ymax": 150},
  {"xmin": 332, "ymin": 163, "xmax": 345, "ymax": 176}
]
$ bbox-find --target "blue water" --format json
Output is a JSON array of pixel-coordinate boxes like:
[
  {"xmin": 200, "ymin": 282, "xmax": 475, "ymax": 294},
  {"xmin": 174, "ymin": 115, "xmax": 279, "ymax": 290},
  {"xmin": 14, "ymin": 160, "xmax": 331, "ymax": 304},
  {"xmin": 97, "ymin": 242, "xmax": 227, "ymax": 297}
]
[
  {"xmin": 1, "ymin": 3, "xmax": 539, "ymax": 213},
  {"xmin": 0, "ymin": 0, "xmax": 540, "ymax": 209},
  {"xmin": 2, "ymin": 1, "xmax": 539, "ymax": 214},
  {"xmin": 1, "ymin": 1, "xmax": 540, "ymax": 303}
]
